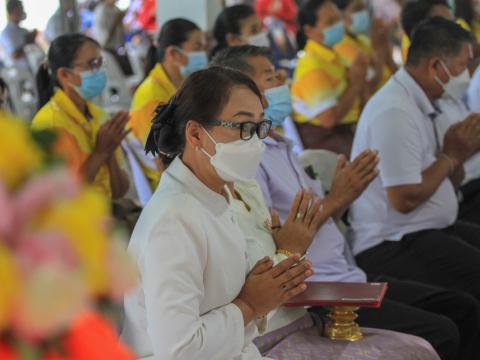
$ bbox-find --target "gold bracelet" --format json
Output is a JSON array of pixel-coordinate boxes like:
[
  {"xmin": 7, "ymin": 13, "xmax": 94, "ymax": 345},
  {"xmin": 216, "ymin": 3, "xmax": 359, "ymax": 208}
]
[{"xmin": 276, "ymin": 248, "xmax": 295, "ymax": 257}]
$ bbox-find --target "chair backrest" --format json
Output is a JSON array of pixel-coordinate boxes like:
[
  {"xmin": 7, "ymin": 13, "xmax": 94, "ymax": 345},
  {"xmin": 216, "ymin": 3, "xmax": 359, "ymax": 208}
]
[
  {"xmin": 298, "ymin": 149, "xmax": 338, "ymax": 193},
  {"xmin": 0, "ymin": 66, "xmax": 38, "ymax": 121},
  {"xmin": 99, "ymin": 50, "xmax": 132, "ymax": 112}
]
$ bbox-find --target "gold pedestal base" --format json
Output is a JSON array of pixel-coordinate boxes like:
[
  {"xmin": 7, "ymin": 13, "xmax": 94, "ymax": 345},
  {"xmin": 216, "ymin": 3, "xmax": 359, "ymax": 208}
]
[{"xmin": 324, "ymin": 306, "xmax": 363, "ymax": 341}]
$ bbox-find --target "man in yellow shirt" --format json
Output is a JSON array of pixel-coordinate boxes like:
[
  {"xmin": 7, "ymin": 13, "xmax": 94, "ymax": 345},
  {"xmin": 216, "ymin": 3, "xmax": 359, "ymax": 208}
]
[
  {"xmin": 293, "ymin": 0, "xmax": 368, "ymax": 156},
  {"xmin": 333, "ymin": 0, "xmax": 397, "ymax": 97}
]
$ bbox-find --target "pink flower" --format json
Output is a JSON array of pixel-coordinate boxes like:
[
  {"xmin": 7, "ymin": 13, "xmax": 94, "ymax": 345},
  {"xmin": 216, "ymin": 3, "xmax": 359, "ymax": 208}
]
[
  {"xmin": 14, "ymin": 170, "xmax": 80, "ymax": 228},
  {"xmin": 15, "ymin": 232, "xmax": 78, "ymax": 273}
]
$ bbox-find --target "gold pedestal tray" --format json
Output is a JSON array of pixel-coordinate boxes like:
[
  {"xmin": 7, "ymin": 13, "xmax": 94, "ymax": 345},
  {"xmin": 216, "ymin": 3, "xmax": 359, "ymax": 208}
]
[{"xmin": 324, "ymin": 306, "xmax": 363, "ymax": 341}]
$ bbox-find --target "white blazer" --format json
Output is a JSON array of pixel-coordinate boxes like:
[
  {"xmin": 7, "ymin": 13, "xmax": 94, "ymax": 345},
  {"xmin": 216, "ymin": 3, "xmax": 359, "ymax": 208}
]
[{"xmin": 121, "ymin": 157, "xmax": 263, "ymax": 360}]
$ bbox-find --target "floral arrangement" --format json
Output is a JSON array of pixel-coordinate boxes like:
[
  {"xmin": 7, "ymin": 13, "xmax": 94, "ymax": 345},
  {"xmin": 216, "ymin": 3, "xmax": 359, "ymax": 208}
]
[{"xmin": 0, "ymin": 112, "xmax": 137, "ymax": 359}]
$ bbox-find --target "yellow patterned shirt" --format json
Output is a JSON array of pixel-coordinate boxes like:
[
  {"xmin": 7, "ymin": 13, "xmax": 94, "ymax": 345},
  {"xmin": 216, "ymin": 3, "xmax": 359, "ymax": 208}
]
[
  {"xmin": 334, "ymin": 34, "xmax": 392, "ymax": 91},
  {"xmin": 292, "ymin": 39, "xmax": 361, "ymax": 126}
]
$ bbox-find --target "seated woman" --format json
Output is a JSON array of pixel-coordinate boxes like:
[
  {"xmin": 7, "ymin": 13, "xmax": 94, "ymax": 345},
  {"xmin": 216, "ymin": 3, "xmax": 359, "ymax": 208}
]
[
  {"xmin": 130, "ymin": 18, "xmax": 206, "ymax": 145},
  {"xmin": 32, "ymin": 33, "xmax": 129, "ymax": 199},
  {"xmin": 121, "ymin": 66, "xmax": 313, "ymax": 360},
  {"xmin": 210, "ymin": 4, "xmax": 270, "ymax": 59},
  {"xmin": 128, "ymin": 18, "xmax": 206, "ymax": 194}
]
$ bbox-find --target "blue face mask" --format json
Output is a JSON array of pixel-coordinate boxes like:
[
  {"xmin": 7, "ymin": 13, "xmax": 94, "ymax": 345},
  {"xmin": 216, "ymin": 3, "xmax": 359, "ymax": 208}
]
[
  {"xmin": 323, "ymin": 21, "xmax": 345, "ymax": 47},
  {"xmin": 75, "ymin": 68, "xmax": 107, "ymax": 100},
  {"xmin": 264, "ymin": 84, "xmax": 292, "ymax": 127},
  {"xmin": 180, "ymin": 51, "xmax": 208, "ymax": 77},
  {"xmin": 350, "ymin": 10, "xmax": 370, "ymax": 34}
]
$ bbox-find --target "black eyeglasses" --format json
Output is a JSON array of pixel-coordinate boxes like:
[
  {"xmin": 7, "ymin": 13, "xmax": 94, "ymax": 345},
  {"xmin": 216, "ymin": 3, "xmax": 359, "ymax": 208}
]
[{"xmin": 206, "ymin": 119, "xmax": 272, "ymax": 140}]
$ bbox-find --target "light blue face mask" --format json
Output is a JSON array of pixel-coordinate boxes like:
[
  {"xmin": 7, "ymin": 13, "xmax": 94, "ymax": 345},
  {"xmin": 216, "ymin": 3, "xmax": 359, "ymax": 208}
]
[
  {"xmin": 323, "ymin": 21, "xmax": 345, "ymax": 47},
  {"xmin": 264, "ymin": 84, "xmax": 293, "ymax": 127},
  {"xmin": 75, "ymin": 68, "xmax": 107, "ymax": 100},
  {"xmin": 350, "ymin": 10, "xmax": 370, "ymax": 34},
  {"xmin": 179, "ymin": 50, "xmax": 208, "ymax": 77}
]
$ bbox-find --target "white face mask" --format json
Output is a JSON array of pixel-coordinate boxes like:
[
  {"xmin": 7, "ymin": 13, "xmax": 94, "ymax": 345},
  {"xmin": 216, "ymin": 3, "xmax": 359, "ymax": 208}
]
[
  {"xmin": 247, "ymin": 32, "xmax": 270, "ymax": 47},
  {"xmin": 201, "ymin": 128, "xmax": 266, "ymax": 182},
  {"xmin": 435, "ymin": 60, "xmax": 470, "ymax": 101}
]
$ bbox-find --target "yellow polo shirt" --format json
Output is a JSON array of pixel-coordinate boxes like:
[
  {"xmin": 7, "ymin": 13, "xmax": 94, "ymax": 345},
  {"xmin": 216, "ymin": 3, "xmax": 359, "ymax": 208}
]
[
  {"xmin": 292, "ymin": 39, "xmax": 361, "ymax": 126},
  {"xmin": 129, "ymin": 63, "xmax": 177, "ymax": 146},
  {"xmin": 334, "ymin": 34, "xmax": 392, "ymax": 91},
  {"xmin": 32, "ymin": 89, "xmax": 115, "ymax": 198}
]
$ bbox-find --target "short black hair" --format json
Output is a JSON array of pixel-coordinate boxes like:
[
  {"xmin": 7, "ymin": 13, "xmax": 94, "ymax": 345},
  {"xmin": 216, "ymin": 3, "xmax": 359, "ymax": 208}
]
[
  {"xmin": 210, "ymin": 5, "xmax": 256, "ymax": 59},
  {"xmin": 406, "ymin": 16, "xmax": 473, "ymax": 66},
  {"xmin": 331, "ymin": 0, "xmax": 353, "ymax": 10},
  {"xmin": 401, "ymin": 0, "xmax": 450, "ymax": 39},
  {"xmin": 297, "ymin": 0, "xmax": 328, "ymax": 49},
  {"xmin": 210, "ymin": 45, "xmax": 272, "ymax": 75},
  {"xmin": 7, "ymin": 0, "xmax": 23, "ymax": 14}
]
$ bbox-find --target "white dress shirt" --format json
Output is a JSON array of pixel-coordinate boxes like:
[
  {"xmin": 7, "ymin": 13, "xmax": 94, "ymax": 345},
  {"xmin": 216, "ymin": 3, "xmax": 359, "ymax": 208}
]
[
  {"xmin": 349, "ymin": 67, "xmax": 458, "ymax": 255},
  {"xmin": 121, "ymin": 157, "xmax": 264, "ymax": 360},
  {"xmin": 233, "ymin": 180, "xmax": 307, "ymax": 333}
]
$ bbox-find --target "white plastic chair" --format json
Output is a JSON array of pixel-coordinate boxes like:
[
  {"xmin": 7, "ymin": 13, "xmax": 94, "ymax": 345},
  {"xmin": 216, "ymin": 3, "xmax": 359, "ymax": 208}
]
[
  {"xmin": 0, "ymin": 66, "xmax": 38, "ymax": 121},
  {"xmin": 99, "ymin": 50, "xmax": 135, "ymax": 112},
  {"xmin": 298, "ymin": 149, "xmax": 339, "ymax": 193}
]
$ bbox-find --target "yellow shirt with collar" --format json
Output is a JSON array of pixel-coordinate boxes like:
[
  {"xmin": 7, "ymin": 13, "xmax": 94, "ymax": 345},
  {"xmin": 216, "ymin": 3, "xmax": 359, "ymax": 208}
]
[
  {"xmin": 128, "ymin": 63, "xmax": 175, "ymax": 190},
  {"xmin": 334, "ymin": 33, "xmax": 392, "ymax": 91},
  {"xmin": 129, "ymin": 63, "xmax": 177, "ymax": 146},
  {"xmin": 292, "ymin": 39, "xmax": 361, "ymax": 126},
  {"xmin": 32, "ymin": 89, "xmax": 115, "ymax": 198}
]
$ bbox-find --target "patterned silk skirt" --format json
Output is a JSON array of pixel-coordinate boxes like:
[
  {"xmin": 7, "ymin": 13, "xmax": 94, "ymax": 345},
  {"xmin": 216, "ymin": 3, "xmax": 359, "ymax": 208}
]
[{"xmin": 254, "ymin": 314, "xmax": 440, "ymax": 360}]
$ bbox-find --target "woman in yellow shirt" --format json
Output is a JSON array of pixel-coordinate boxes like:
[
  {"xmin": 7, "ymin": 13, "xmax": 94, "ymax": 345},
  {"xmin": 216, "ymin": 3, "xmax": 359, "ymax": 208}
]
[
  {"xmin": 292, "ymin": 0, "xmax": 368, "ymax": 155},
  {"xmin": 33, "ymin": 33, "xmax": 130, "ymax": 199},
  {"xmin": 129, "ymin": 18, "xmax": 206, "ymax": 146},
  {"xmin": 333, "ymin": 0, "xmax": 396, "ymax": 97}
]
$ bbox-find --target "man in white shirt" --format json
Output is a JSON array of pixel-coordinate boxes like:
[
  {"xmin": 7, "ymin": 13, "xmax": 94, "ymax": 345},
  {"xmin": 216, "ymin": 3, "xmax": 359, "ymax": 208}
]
[
  {"xmin": 0, "ymin": 0, "xmax": 37, "ymax": 70},
  {"xmin": 350, "ymin": 17, "xmax": 480, "ymax": 309}
]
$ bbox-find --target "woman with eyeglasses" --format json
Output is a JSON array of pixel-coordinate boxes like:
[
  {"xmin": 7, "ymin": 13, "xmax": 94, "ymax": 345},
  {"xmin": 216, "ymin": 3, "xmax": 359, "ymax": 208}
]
[
  {"xmin": 121, "ymin": 66, "xmax": 313, "ymax": 360},
  {"xmin": 32, "ymin": 33, "xmax": 130, "ymax": 199}
]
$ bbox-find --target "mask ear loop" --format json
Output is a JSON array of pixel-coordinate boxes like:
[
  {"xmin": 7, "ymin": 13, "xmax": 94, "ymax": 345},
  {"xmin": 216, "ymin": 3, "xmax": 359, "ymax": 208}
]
[
  {"xmin": 199, "ymin": 127, "xmax": 217, "ymax": 159},
  {"xmin": 434, "ymin": 60, "xmax": 451, "ymax": 89}
]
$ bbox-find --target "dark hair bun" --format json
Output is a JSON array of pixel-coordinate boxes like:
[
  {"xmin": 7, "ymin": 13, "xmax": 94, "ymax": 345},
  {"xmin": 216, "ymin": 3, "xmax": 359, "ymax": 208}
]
[{"xmin": 145, "ymin": 97, "xmax": 182, "ymax": 158}]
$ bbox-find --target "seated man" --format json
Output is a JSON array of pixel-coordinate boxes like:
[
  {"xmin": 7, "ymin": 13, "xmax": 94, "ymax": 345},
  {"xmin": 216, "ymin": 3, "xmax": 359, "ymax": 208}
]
[
  {"xmin": 292, "ymin": 0, "xmax": 368, "ymax": 156},
  {"xmin": 349, "ymin": 18, "xmax": 480, "ymax": 339},
  {"xmin": 0, "ymin": 0, "xmax": 37, "ymax": 70},
  {"xmin": 211, "ymin": 44, "xmax": 480, "ymax": 360},
  {"xmin": 401, "ymin": 4, "xmax": 480, "ymax": 225}
]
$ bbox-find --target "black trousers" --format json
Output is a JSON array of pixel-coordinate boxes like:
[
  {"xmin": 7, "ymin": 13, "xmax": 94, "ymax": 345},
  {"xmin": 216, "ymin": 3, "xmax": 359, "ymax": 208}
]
[
  {"xmin": 459, "ymin": 179, "xmax": 480, "ymax": 225},
  {"xmin": 354, "ymin": 221, "xmax": 480, "ymax": 360}
]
